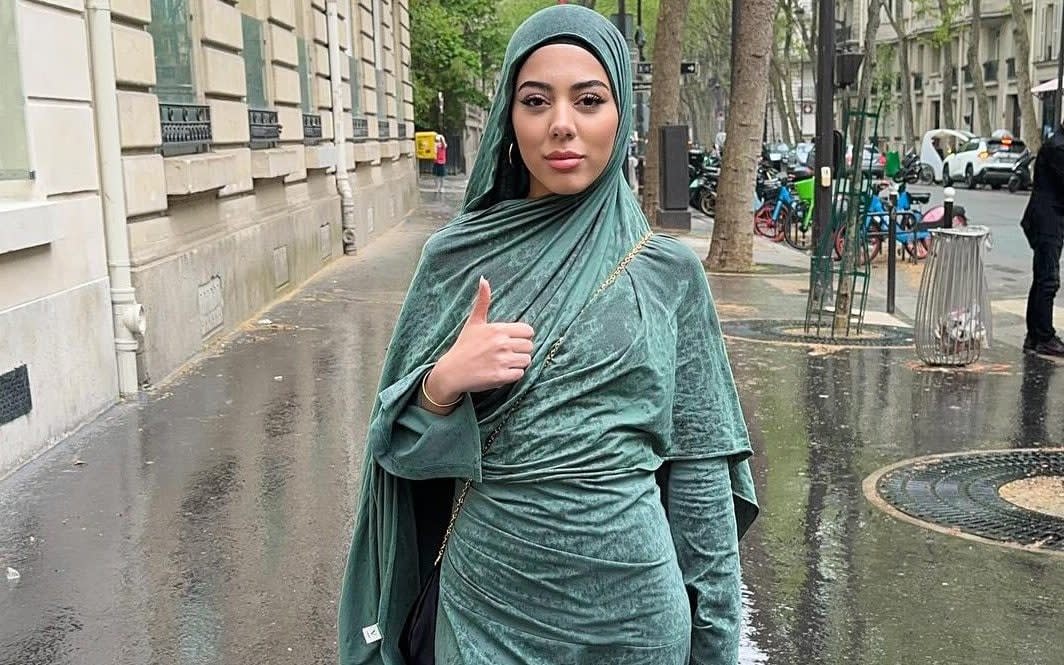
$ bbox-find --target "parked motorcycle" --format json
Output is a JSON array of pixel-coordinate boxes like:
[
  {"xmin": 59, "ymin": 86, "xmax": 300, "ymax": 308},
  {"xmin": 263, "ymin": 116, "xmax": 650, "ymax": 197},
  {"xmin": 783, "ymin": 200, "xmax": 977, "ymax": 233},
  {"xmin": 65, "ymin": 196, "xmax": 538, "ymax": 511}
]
[
  {"xmin": 689, "ymin": 157, "xmax": 720, "ymax": 216},
  {"xmin": 892, "ymin": 150, "xmax": 922, "ymax": 184},
  {"xmin": 1008, "ymin": 150, "xmax": 1033, "ymax": 193}
]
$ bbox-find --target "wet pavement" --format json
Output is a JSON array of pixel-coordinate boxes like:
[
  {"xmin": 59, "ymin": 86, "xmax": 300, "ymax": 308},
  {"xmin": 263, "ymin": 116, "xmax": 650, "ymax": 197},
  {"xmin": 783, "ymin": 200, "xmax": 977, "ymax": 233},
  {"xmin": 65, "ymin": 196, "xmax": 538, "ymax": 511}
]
[{"xmin": 2, "ymin": 178, "xmax": 1062, "ymax": 664}]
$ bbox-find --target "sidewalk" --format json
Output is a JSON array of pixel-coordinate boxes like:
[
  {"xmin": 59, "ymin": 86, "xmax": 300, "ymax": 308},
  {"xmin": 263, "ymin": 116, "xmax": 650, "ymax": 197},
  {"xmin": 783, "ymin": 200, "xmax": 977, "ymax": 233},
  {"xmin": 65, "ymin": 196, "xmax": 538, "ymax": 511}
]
[
  {"xmin": 691, "ymin": 210, "xmax": 1036, "ymax": 352},
  {"xmin": 1, "ymin": 184, "xmax": 1061, "ymax": 665}
]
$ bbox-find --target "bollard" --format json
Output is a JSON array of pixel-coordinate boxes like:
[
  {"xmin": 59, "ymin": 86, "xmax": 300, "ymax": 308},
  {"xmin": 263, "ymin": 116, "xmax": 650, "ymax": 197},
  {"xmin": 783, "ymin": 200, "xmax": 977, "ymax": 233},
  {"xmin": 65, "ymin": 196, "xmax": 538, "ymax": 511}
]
[
  {"xmin": 885, "ymin": 183, "xmax": 897, "ymax": 314},
  {"xmin": 943, "ymin": 186, "xmax": 955, "ymax": 229}
]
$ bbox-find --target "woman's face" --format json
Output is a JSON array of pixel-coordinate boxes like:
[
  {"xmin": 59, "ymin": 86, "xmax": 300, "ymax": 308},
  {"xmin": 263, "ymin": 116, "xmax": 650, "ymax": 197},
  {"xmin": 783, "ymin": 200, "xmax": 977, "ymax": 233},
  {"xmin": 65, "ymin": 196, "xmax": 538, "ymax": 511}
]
[{"xmin": 511, "ymin": 43, "xmax": 619, "ymax": 198}]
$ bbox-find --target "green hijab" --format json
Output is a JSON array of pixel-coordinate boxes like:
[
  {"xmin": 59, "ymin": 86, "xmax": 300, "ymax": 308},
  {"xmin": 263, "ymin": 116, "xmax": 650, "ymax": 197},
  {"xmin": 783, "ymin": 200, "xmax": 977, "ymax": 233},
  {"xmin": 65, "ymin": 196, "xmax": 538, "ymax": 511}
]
[{"xmin": 338, "ymin": 6, "xmax": 747, "ymax": 664}]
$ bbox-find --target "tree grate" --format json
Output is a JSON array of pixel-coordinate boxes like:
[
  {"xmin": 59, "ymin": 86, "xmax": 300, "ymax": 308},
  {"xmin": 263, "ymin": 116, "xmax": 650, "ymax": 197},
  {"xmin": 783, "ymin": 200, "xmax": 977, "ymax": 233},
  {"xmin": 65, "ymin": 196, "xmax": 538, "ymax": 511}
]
[
  {"xmin": 873, "ymin": 450, "xmax": 1064, "ymax": 553},
  {"xmin": 721, "ymin": 319, "xmax": 915, "ymax": 348}
]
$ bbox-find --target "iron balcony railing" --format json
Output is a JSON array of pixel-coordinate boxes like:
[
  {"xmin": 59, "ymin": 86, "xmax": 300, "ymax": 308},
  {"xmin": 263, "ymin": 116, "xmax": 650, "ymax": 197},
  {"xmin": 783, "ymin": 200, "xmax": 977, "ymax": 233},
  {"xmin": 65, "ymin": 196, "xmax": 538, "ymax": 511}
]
[
  {"xmin": 159, "ymin": 103, "xmax": 211, "ymax": 157},
  {"xmin": 248, "ymin": 108, "xmax": 280, "ymax": 149},
  {"xmin": 352, "ymin": 115, "xmax": 369, "ymax": 140},
  {"xmin": 303, "ymin": 113, "xmax": 322, "ymax": 145}
]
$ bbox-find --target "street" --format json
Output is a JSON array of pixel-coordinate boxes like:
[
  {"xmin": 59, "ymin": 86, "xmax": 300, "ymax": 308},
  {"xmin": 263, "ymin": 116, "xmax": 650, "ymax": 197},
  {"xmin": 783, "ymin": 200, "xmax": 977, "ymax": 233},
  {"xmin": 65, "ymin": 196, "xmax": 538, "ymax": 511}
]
[
  {"xmin": 2, "ymin": 183, "xmax": 1063, "ymax": 665},
  {"xmin": 909, "ymin": 185, "xmax": 1032, "ymax": 299}
]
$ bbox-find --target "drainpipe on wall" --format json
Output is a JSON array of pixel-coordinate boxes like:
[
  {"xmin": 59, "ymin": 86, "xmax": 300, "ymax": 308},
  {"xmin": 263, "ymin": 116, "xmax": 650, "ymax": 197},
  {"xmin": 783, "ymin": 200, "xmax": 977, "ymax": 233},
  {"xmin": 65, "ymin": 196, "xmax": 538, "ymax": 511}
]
[
  {"xmin": 326, "ymin": 0, "xmax": 357, "ymax": 255},
  {"xmin": 86, "ymin": 0, "xmax": 146, "ymax": 396}
]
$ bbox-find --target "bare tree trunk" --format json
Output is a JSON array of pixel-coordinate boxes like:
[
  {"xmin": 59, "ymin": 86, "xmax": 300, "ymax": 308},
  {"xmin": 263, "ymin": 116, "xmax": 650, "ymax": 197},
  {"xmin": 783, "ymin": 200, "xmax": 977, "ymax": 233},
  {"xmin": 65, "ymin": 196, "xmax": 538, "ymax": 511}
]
[
  {"xmin": 937, "ymin": 0, "xmax": 957, "ymax": 129},
  {"xmin": 778, "ymin": 12, "xmax": 803, "ymax": 141},
  {"xmin": 707, "ymin": 0, "xmax": 779, "ymax": 271},
  {"xmin": 967, "ymin": 0, "xmax": 993, "ymax": 135},
  {"xmin": 1009, "ymin": 0, "xmax": 1043, "ymax": 152},
  {"xmin": 642, "ymin": 0, "xmax": 691, "ymax": 222},
  {"xmin": 781, "ymin": 61, "xmax": 803, "ymax": 140},
  {"xmin": 857, "ymin": 0, "xmax": 883, "ymax": 103},
  {"xmin": 770, "ymin": 58, "xmax": 794, "ymax": 144},
  {"xmin": 885, "ymin": 5, "xmax": 916, "ymax": 148}
]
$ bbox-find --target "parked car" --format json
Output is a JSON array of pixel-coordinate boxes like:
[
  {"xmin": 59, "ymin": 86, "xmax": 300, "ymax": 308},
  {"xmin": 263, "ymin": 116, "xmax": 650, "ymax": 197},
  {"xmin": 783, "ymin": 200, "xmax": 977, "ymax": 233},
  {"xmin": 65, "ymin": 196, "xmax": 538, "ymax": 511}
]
[
  {"xmin": 848, "ymin": 145, "xmax": 886, "ymax": 178},
  {"xmin": 942, "ymin": 133, "xmax": 1028, "ymax": 189}
]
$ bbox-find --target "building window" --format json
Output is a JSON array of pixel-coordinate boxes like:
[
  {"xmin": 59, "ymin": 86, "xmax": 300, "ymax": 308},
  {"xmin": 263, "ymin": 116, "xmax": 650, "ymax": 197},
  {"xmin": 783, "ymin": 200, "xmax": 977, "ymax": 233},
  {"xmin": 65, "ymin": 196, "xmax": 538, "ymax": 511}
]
[
  {"xmin": 148, "ymin": 0, "xmax": 196, "ymax": 103},
  {"xmin": 0, "ymin": 0, "xmax": 31, "ymax": 180},
  {"xmin": 349, "ymin": 55, "xmax": 362, "ymax": 114},
  {"xmin": 987, "ymin": 30, "xmax": 999, "ymax": 62},
  {"xmin": 242, "ymin": 15, "xmax": 267, "ymax": 109},
  {"xmin": 1045, "ymin": 4, "xmax": 1059, "ymax": 62},
  {"xmin": 298, "ymin": 38, "xmax": 312, "ymax": 113}
]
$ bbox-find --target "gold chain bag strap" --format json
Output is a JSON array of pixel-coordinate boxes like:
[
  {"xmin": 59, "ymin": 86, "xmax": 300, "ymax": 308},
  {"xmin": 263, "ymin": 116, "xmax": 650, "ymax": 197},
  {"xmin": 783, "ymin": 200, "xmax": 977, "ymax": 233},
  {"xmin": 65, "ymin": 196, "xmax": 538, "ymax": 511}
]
[
  {"xmin": 399, "ymin": 231, "xmax": 653, "ymax": 665},
  {"xmin": 434, "ymin": 230, "xmax": 653, "ymax": 564}
]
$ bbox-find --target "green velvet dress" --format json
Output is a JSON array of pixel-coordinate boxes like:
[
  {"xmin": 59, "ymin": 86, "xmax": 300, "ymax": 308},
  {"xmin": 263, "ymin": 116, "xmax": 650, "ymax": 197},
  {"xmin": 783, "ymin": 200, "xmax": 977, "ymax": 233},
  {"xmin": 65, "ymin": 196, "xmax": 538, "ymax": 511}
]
[{"xmin": 337, "ymin": 6, "xmax": 757, "ymax": 665}]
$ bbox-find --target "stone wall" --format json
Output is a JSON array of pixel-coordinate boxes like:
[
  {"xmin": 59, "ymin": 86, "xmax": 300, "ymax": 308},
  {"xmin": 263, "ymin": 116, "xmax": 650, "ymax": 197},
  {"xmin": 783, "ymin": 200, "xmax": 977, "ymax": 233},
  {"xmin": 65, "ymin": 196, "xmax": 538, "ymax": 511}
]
[{"xmin": 0, "ymin": 0, "xmax": 417, "ymax": 474}]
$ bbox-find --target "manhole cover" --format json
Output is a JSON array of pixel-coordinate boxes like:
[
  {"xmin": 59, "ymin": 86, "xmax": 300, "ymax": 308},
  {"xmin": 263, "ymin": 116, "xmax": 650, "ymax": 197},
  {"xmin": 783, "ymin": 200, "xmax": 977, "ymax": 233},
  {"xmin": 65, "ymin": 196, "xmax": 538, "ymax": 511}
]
[
  {"xmin": 705, "ymin": 263, "xmax": 808, "ymax": 277},
  {"xmin": 722, "ymin": 319, "xmax": 914, "ymax": 348},
  {"xmin": 865, "ymin": 449, "xmax": 1064, "ymax": 555}
]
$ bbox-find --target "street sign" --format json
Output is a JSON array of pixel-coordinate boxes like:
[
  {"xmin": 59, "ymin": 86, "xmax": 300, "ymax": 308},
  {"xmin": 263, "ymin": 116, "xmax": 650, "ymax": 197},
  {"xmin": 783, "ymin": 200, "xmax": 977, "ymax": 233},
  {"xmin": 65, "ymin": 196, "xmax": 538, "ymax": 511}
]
[
  {"xmin": 636, "ymin": 62, "xmax": 653, "ymax": 75},
  {"xmin": 680, "ymin": 61, "xmax": 698, "ymax": 75},
  {"xmin": 633, "ymin": 82, "xmax": 652, "ymax": 93}
]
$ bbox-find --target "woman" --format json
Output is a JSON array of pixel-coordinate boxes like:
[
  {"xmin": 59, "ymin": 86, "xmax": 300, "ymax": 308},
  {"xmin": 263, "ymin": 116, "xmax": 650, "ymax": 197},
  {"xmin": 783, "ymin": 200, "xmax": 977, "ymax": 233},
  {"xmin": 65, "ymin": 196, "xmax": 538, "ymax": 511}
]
[
  {"xmin": 338, "ymin": 5, "xmax": 757, "ymax": 664},
  {"xmin": 433, "ymin": 135, "xmax": 448, "ymax": 193}
]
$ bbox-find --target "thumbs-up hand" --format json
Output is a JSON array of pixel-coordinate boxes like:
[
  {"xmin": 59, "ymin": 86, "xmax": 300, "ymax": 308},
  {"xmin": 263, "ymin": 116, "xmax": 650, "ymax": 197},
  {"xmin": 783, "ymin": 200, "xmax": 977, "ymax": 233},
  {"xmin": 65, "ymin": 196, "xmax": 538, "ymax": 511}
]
[{"xmin": 424, "ymin": 277, "xmax": 535, "ymax": 408}]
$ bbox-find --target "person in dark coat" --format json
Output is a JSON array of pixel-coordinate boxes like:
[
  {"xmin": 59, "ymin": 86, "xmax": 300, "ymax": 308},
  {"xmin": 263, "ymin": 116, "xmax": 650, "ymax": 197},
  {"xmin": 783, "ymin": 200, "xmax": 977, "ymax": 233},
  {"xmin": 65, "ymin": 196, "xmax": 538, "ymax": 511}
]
[{"xmin": 1021, "ymin": 123, "xmax": 1064, "ymax": 356}]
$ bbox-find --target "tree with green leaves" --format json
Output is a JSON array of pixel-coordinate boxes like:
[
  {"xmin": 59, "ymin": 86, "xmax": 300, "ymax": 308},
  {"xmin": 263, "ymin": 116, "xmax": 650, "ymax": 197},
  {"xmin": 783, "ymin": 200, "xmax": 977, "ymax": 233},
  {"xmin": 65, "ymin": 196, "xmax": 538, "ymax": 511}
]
[
  {"xmin": 915, "ymin": 0, "xmax": 964, "ymax": 129},
  {"xmin": 883, "ymin": 2, "xmax": 916, "ymax": 149},
  {"xmin": 410, "ymin": 0, "xmax": 506, "ymax": 134},
  {"xmin": 678, "ymin": 0, "xmax": 732, "ymax": 146}
]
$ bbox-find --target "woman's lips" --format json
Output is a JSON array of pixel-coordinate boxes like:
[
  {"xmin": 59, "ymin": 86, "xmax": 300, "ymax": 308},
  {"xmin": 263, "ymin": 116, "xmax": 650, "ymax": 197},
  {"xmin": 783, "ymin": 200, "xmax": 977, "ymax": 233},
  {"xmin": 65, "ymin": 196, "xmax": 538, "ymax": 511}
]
[{"xmin": 546, "ymin": 156, "xmax": 583, "ymax": 172}]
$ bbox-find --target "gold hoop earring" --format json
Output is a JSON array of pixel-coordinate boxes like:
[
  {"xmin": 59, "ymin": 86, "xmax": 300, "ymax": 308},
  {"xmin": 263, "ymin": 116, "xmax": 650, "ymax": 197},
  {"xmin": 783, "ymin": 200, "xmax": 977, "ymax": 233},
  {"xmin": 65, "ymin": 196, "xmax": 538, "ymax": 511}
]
[{"xmin": 508, "ymin": 142, "xmax": 514, "ymax": 166}]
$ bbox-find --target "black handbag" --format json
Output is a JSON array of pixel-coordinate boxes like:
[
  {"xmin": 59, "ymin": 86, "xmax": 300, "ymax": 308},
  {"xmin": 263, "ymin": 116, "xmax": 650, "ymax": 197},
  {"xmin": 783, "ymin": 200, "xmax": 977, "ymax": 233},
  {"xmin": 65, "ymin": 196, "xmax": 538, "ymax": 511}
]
[
  {"xmin": 398, "ymin": 561, "xmax": 442, "ymax": 665},
  {"xmin": 396, "ymin": 234, "xmax": 652, "ymax": 664}
]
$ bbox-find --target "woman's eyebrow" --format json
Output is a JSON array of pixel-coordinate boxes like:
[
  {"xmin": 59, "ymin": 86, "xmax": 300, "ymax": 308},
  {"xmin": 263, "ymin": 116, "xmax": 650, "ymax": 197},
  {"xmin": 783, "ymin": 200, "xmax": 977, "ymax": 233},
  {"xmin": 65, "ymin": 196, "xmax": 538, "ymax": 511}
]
[{"xmin": 516, "ymin": 79, "xmax": 611, "ymax": 93}]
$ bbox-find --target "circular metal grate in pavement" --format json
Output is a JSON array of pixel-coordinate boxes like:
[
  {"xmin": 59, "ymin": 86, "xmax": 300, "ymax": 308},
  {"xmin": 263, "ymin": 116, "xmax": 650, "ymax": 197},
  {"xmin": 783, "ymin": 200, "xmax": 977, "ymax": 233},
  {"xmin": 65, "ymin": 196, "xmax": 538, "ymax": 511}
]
[
  {"xmin": 866, "ymin": 449, "xmax": 1064, "ymax": 555},
  {"xmin": 721, "ymin": 319, "xmax": 914, "ymax": 348}
]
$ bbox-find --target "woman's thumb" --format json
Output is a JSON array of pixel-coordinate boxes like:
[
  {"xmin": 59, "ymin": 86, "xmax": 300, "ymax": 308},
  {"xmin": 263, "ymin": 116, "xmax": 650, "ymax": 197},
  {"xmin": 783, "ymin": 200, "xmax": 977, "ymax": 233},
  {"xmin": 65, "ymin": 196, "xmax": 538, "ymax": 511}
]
[{"xmin": 467, "ymin": 277, "xmax": 491, "ymax": 325}]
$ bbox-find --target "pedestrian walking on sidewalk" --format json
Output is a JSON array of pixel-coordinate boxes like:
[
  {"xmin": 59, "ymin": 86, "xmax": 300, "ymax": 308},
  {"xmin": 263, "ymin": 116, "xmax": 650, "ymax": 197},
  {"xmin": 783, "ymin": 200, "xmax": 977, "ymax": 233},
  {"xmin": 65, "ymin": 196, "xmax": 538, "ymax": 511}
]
[
  {"xmin": 433, "ymin": 135, "xmax": 447, "ymax": 193},
  {"xmin": 1022, "ymin": 122, "xmax": 1064, "ymax": 357},
  {"xmin": 338, "ymin": 6, "xmax": 757, "ymax": 665}
]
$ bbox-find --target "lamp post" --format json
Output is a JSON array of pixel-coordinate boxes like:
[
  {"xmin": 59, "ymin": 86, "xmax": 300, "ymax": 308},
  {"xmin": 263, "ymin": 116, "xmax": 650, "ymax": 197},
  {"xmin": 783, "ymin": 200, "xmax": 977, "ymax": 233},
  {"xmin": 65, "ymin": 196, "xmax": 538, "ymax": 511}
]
[{"xmin": 812, "ymin": 0, "xmax": 835, "ymax": 266}]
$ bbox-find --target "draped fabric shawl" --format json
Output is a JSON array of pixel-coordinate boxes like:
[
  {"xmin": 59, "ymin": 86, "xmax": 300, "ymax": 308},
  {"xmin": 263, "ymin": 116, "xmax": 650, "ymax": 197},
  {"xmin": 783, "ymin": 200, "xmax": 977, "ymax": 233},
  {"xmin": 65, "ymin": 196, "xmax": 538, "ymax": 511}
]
[{"xmin": 337, "ymin": 6, "xmax": 757, "ymax": 664}]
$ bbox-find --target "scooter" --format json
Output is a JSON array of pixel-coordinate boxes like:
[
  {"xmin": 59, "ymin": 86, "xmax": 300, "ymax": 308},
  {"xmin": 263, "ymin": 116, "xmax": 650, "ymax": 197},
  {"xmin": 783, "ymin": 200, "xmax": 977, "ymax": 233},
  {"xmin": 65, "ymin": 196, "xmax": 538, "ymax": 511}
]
[{"xmin": 1008, "ymin": 150, "xmax": 1033, "ymax": 193}]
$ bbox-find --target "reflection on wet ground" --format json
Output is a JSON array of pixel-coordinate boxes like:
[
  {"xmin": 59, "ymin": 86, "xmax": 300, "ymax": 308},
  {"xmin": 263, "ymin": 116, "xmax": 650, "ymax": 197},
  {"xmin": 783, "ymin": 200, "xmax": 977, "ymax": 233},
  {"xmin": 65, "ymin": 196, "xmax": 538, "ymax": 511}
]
[
  {"xmin": 725, "ymin": 335, "xmax": 1064, "ymax": 665},
  {"xmin": 1, "ymin": 192, "xmax": 1061, "ymax": 664}
]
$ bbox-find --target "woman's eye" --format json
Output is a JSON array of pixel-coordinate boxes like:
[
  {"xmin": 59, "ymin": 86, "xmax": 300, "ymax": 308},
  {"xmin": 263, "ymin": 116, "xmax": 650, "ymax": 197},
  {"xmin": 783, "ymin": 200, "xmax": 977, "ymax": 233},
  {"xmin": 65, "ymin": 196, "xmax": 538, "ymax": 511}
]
[
  {"xmin": 520, "ymin": 96, "xmax": 549, "ymax": 108},
  {"xmin": 577, "ymin": 94, "xmax": 606, "ymax": 107}
]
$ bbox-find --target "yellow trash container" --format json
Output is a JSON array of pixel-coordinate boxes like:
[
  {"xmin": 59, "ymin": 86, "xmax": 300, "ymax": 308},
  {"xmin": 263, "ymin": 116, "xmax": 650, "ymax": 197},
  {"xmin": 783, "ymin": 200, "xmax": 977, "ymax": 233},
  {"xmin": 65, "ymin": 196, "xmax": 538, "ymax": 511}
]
[{"xmin": 415, "ymin": 132, "xmax": 438, "ymax": 160}]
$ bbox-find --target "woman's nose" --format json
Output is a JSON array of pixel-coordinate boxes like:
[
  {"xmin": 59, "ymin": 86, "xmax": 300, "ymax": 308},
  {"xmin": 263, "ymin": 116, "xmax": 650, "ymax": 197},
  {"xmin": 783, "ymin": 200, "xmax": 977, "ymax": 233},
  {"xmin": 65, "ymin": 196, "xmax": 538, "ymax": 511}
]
[{"xmin": 549, "ymin": 108, "xmax": 576, "ymax": 140}]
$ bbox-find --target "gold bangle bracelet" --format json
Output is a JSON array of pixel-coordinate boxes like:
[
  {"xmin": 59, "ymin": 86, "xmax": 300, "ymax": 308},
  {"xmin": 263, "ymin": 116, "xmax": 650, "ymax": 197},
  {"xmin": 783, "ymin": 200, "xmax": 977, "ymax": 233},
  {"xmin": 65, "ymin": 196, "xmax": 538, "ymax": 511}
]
[{"xmin": 422, "ymin": 371, "xmax": 462, "ymax": 409}]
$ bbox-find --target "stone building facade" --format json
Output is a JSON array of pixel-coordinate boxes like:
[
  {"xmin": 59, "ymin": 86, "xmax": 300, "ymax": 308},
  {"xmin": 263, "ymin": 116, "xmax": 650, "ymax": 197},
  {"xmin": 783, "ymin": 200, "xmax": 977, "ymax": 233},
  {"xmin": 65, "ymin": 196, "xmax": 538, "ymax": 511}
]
[
  {"xmin": 861, "ymin": 0, "xmax": 1060, "ymax": 144},
  {"xmin": 0, "ymin": 0, "xmax": 416, "ymax": 475}
]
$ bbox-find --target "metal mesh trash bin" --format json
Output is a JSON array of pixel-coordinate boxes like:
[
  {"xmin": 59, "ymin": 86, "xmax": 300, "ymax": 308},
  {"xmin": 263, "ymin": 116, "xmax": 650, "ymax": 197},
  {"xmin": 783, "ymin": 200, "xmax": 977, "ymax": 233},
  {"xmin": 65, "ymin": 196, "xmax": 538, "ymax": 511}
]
[{"xmin": 914, "ymin": 226, "xmax": 993, "ymax": 366}]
